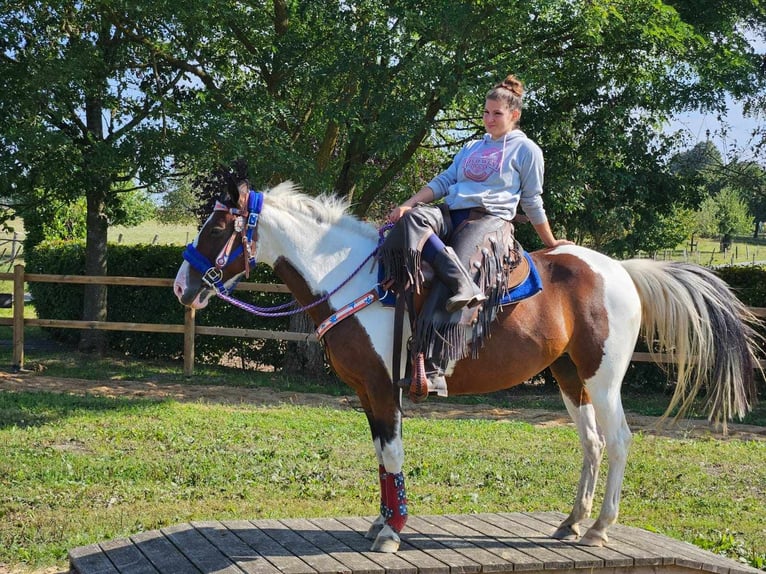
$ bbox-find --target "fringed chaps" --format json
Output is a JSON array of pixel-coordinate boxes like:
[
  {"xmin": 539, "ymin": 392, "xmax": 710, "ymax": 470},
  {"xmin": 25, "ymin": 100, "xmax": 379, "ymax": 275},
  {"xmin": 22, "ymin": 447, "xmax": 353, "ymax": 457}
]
[
  {"xmin": 378, "ymin": 204, "xmax": 452, "ymax": 294},
  {"xmin": 414, "ymin": 211, "xmax": 518, "ymax": 369}
]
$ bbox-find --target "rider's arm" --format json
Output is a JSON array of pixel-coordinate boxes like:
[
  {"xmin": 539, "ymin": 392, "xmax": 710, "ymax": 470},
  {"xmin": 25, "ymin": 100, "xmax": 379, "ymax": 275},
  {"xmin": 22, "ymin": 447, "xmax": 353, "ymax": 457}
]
[
  {"xmin": 388, "ymin": 186, "xmax": 436, "ymax": 223},
  {"xmin": 533, "ymin": 220, "xmax": 573, "ymax": 248}
]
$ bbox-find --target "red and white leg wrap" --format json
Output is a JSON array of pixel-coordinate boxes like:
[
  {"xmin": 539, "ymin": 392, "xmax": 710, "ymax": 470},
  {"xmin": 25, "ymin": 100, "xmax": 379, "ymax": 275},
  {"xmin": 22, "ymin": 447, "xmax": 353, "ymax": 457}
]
[{"xmin": 378, "ymin": 465, "xmax": 408, "ymax": 532}]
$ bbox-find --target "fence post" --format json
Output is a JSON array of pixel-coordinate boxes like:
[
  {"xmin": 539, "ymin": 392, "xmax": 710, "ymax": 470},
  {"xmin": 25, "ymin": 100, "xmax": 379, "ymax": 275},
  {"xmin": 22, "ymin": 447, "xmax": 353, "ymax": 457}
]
[
  {"xmin": 12, "ymin": 264, "xmax": 24, "ymax": 371},
  {"xmin": 183, "ymin": 306, "xmax": 196, "ymax": 376}
]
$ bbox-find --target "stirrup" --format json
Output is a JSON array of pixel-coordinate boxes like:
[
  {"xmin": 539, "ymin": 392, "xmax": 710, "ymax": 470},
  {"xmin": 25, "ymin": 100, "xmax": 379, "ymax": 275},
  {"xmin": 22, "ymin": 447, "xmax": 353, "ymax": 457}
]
[{"xmin": 400, "ymin": 354, "xmax": 449, "ymax": 402}]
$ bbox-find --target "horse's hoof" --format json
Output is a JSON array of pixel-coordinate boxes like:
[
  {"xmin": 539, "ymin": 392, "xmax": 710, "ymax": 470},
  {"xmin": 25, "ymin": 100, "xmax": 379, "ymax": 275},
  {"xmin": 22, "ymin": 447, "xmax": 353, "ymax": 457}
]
[
  {"xmin": 371, "ymin": 525, "xmax": 401, "ymax": 553},
  {"xmin": 365, "ymin": 517, "xmax": 385, "ymax": 540},
  {"xmin": 552, "ymin": 523, "xmax": 580, "ymax": 540},
  {"xmin": 579, "ymin": 529, "xmax": 607, "ymax": 547}
]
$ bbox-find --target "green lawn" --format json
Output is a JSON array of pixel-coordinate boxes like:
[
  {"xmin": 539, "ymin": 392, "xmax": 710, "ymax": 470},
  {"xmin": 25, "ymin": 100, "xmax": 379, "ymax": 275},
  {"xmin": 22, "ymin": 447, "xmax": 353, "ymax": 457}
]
[{"xmin": 0, "ymin": 389, "xmax": 764, "ymax": 573}]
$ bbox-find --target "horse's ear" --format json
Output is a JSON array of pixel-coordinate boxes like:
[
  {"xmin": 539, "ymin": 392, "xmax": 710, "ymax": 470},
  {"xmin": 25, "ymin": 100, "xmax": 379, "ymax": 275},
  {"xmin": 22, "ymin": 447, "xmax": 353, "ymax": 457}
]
[{"xmin": 236, "ymin": 180, "xmax": 250, "ymax": 210}]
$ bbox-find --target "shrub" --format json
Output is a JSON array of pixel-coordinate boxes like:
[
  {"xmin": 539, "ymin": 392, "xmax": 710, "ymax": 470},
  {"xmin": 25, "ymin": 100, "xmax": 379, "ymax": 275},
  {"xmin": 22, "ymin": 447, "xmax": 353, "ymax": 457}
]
[{"xmin": 25, "ymin": 241, "xmax": 291, "ymax": 369}]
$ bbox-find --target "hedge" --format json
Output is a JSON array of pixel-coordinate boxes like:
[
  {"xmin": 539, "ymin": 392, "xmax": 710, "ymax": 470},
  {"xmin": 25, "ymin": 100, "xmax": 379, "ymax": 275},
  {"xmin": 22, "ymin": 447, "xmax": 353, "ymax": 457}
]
[
  {"xmin": 24, "ymin": 242, "xmax": 766, "ymax": 388},
  {"xmin": 25, "ymin": 240, "xmax": 291, "ymax": 369}
]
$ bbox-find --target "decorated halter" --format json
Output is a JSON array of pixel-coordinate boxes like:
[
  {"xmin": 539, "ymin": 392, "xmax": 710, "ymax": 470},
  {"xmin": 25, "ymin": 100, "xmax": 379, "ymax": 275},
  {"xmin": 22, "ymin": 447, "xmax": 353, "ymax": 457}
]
[{"xmin": 182, "ymin": 190, "xmax": 264, "ymax": 295}]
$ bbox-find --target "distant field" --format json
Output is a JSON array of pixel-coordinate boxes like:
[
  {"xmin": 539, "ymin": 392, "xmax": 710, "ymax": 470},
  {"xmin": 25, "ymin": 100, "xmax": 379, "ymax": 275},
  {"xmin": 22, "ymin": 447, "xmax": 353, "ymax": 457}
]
[
  {"xmin": 640, "ymin": 236, "xmax": 766, "ymax": 267},
  {"xmin": 109, "ymin": 221, "xmax": 198, "ymax": 246}
]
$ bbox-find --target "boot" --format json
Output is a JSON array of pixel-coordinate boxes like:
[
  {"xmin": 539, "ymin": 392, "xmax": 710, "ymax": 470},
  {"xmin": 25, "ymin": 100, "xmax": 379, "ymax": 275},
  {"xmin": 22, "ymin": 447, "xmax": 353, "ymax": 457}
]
[{"xmin": 431, "ymin": 246, "xmax": 487, "ymax": 313}]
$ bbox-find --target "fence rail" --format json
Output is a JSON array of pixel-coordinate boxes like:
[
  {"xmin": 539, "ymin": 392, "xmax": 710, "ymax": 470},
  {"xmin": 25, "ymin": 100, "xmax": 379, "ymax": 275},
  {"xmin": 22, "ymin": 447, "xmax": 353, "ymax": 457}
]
[{"xmin": 2, "ymin": 264, "xmax": 765, "ymax": 376}]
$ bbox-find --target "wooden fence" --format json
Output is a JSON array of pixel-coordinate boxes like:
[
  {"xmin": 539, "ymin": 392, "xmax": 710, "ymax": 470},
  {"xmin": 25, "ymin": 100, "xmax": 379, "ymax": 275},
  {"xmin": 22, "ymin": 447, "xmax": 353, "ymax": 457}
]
[
  {"xmin": 2, "ymin": 264, "xmax": 765, "ymax": 376},
  {"xmin": 0, "ymin": 265, "xmax": 317, "ymax": 376}
]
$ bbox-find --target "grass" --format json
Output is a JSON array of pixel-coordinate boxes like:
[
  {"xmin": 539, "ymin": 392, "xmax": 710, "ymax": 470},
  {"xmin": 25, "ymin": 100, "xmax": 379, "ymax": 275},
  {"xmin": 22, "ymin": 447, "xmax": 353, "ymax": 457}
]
[
  {"xmin": 643, "ymin": 236, "xmax": 766, "ymax": 267},
  {"xmin": 0, "ymin": 389, "xmax": 764, "ymax": 573}
]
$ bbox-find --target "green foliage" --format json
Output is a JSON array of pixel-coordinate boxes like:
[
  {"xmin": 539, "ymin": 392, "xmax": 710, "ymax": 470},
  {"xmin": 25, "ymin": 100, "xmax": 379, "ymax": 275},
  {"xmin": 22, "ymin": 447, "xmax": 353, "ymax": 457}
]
[
  {"xmin": 22, "ymin": 197, "xmax": 88, "ymax": 251},
  {"xmin": 716, "ymin": 265, "xmax": 766, "ymax": 307},
  {"xmin": 672, "ymin": 142, "xmax": 766, "ymax": 238},
  {"xmin": 24, "ymin": 241, "xmax": 290, "ymax": 368},
  {"xmin": 21, "ymin": 189, "xmax": 157, "ymax": 251},
  {"xmin": 155, "ymin": 179, "xmax": 201, "ymax": 226}
]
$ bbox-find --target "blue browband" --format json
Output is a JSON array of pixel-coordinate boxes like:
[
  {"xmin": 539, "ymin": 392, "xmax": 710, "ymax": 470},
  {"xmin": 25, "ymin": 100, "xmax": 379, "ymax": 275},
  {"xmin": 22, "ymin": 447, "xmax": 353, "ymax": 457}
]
[{"xmin": 182, "ymin": 190, "xmax": 263, "ymax": 295}]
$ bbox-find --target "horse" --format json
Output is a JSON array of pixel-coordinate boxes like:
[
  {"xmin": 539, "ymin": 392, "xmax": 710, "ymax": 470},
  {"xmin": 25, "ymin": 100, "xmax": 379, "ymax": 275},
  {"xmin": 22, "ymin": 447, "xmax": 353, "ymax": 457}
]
[{"xmin": 173, "ymin": 179, "xmax": 761, "ymax": 553}]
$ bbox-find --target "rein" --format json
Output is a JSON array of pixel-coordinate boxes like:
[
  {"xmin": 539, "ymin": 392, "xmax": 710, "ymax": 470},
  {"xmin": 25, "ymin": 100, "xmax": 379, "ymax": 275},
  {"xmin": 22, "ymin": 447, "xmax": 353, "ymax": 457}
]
[{"xmin": 184, "ymin": 188, "xmax": 394, "ymax": 326}]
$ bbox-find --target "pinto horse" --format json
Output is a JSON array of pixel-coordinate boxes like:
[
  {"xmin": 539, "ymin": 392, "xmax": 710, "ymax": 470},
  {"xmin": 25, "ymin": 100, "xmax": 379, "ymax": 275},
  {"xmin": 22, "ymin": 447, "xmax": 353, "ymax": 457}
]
[{"xmin": 174, "ymin": 180, "xmax": 761, "ymax": 553}]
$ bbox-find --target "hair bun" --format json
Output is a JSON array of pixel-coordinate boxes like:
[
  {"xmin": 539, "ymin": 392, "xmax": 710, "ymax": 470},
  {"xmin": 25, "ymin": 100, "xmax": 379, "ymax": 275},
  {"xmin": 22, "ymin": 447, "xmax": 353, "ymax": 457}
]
[{"xmin": 500, "ymin": 75, "xmax": 524, "ymax": 97}]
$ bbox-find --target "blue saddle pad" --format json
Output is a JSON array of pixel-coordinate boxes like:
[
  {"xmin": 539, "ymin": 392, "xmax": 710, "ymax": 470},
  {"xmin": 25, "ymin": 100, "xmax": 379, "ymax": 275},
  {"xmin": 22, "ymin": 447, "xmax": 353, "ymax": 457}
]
[
  {"xmin": 377, "ymin": 251, "xmax": 542, "ymax": 307},
  {"xmin": 500, "ymin": 251, "xmax": 543, "ymax": 305}
]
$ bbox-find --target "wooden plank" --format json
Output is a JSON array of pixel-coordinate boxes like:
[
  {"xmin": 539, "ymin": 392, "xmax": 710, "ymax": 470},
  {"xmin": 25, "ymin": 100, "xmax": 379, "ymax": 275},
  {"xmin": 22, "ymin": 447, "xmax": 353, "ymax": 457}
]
[
  {"xmin": 69, "ymin": 544, "xmax": 120, "ymax": 574},
  {"xmin": 442, "ymin": 513, "xmax": 545, "ymax": 571},
  {"xmin": 12, "ymin": 264, "xmax": 25, "ymax": 369},
  {"xmin": 418, "ymin": 514, "xmax": 518, "ymax": 573},
  {"xmin": 68, "ymin": 513, "xmax": 764, "ymax": 574},
  {"xmin": 471, "ymin": 513, "xmax": 573, "ymax": 570},
  {"xmin": 223, "ymin": 519, "xmax": 317, "ymax": 574},
  {"xmin": 279, "ymin": 518, "xmax": 383, "ymax": 574},
  {"xmin": 161, "ymin": 523, "xmax": 243, "ymax": 573},
  {"xmin": 129, "ymin": 529, "xmax": 200, "ymax": 574},
  {"xmin": 498, "ymin": 513, "xmax": 604, "ymax": 569},
  {"xmin": 518, "ymin": 512, "xmax": 634, "ymax": 568},
  {"xmin": 311, "ymin": 518, "xmax": 430, "ymax": 574},
  {"xmin": 99, "ymin": 538, "xmax": 159, "ymax": 574},
  {"xmin": 401, "ymin": 516, "xmax": 483, "ymax": 574},
  {"xmin": 608, "ymin": 523, "xmax": 755, "ymax": 574},
  {"xmin": 254, "ymin": 518, "xmax": 351, "ymax": 574},
  {"xmin": 25, "ymin": 318, "xmax": 185, "ymax": 334},
  {"xmin": 333, "ymin": 516, "xmax": 425, "ymax": 574},
  {"xmin": 192, "ymin": 520, "xmax": 282, "ymax": 574},
  {"xmin": 532, "ymin": 511, "xmax": 666, "ymax": 567}
]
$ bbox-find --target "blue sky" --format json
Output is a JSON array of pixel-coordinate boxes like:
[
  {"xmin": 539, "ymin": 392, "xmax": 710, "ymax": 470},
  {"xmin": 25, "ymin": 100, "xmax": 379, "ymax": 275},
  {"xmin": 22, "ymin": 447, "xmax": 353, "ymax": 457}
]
[{"xmin": 665, "ymin": 34, "xmax": 765, "ymax": 164}]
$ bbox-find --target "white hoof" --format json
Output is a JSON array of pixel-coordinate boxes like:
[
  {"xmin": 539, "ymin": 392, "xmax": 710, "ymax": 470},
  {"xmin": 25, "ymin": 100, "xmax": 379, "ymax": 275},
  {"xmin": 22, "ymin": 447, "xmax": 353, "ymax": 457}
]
[
  {"xmin": 365, "ymin": 516, "xmax": 386, "ymax": 540},
  {"xmin": 552, "ymin": 523, "xmax": 580, "ymax": 541},
  {"xmin": 371, "ymin": 525, "xmax": 400, "ymax": 553},
  {"xmin": 579, "ymin": 528, "xmax": 608, "ymax": 547}
]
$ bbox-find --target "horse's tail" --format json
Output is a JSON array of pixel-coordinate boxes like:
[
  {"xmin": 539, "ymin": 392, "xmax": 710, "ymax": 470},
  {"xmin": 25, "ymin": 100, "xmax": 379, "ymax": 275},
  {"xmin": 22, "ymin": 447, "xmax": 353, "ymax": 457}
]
[{"xmin": 621, "ymin": 259, "xmax": 762, "ymax": 429}]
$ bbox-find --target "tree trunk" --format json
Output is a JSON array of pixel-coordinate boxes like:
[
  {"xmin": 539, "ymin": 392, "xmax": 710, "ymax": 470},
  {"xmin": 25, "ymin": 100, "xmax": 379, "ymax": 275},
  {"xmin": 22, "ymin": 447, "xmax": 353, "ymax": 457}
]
[
  {"xmin": 79, "ymin": 94, "xmax": 109, "ymax": 354},
  {"xmin": 79, "ymin": 187, "xmax": 109, "ymax": 354},
  {"xmin": 282, "ymin": 312, "xmax": 327, "ymax": 379}
]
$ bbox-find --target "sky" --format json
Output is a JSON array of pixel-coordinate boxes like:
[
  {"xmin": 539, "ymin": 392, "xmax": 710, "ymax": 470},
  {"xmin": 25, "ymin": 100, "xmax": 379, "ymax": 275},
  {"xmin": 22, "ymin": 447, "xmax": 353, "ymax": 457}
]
[
  {"xmin": 666, "ymin": 98, "xmax": 763, "ymax": 163},
  {"xmin": 665, "ymin": 34, "xmax": 765, "ymax": 165}
]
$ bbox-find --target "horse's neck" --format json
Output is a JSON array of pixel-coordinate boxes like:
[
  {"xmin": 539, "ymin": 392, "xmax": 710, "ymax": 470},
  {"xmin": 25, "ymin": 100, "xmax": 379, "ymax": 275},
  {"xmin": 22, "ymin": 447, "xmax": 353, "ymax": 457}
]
[{"xmin": 261, "ymin": 208, "xmax": 379, "ymax": 301}]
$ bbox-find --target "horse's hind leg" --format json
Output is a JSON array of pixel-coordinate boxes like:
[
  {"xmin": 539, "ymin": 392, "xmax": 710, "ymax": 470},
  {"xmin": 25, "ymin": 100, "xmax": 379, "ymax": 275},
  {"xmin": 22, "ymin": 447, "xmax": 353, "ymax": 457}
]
[
  {"xmin": 580, "ymin": 379, "xmax": 632, "ymax": 547},
  {"xmin": 558, "ymin": 345, "xmax": 633, "ymax": 547},
  {"xmin": 549, "ymin": 357, "xmax": 605, "ymax": 541}
]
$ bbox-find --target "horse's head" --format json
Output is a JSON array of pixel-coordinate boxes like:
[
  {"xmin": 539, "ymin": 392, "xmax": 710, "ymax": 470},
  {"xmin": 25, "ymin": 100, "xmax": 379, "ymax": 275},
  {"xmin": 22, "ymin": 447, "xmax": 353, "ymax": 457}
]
[{"xmin": 174, "ymin": 179, "xmax": 262, "ymax": 309}]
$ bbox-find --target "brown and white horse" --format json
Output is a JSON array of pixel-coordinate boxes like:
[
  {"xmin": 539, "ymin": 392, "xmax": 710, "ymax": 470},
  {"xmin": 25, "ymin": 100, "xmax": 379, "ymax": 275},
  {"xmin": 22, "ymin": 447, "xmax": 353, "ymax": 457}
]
[{"xmin": 174, "ymin": 179, "xmax": 761, "ymax": 553}]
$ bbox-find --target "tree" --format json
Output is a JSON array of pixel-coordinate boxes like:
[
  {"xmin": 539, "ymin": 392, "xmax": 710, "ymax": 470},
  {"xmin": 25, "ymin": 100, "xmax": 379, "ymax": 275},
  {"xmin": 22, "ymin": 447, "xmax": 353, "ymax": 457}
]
[
  {"xmin": 672, "ymin": 141, "xmax": 766, "ymax": 237},
  {"xmin": 2, "ymin": 0, "xmax": 765, "ymax": 356},
  {"xmin": 0, "ymin": 1, "xmax": 196, "ymax": 351},
  {"xmin": 154, "ymin": 0, "xmax": 765, "ymax": 240}
]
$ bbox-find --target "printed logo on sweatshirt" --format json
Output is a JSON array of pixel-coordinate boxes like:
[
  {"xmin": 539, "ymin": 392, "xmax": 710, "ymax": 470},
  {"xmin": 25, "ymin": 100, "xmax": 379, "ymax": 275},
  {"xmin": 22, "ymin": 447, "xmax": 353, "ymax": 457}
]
[{"xmin": 463, "ymin": 146, "xmax": 501, "ymax": 182}]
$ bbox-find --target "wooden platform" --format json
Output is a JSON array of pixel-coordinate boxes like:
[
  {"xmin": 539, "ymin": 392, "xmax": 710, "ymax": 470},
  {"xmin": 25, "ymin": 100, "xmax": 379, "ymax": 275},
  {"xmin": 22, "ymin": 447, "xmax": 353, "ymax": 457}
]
[{"xmin": 68, "ymin": 511, "xmax": 760, "ymax": 574}]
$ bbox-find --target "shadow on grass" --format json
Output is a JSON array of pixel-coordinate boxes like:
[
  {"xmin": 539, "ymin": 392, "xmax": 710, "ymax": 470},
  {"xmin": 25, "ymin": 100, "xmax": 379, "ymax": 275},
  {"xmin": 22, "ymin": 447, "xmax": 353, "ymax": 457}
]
[{"xmin": 0, "ymin": 389, "xmax": 164, "ymax": 430}]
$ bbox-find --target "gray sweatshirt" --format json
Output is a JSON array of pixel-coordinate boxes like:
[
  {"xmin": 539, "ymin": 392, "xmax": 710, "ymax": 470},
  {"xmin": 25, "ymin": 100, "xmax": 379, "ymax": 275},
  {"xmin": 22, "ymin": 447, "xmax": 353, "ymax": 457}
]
[{"xmin": 427, "ymin": 130, "xmax": 547, "ymax": 224}]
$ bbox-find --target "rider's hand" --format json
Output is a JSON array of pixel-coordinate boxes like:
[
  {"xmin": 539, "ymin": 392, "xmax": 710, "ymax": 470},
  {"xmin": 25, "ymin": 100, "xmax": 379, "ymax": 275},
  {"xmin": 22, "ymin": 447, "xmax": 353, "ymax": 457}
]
[{"xmin": 387, "ymin": 204, "xmax": 412, "ymax": 223}]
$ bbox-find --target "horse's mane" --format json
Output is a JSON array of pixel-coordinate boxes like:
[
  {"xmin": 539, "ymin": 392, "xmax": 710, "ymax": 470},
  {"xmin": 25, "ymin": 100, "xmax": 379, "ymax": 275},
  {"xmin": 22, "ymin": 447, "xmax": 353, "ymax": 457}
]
[{"xmin": 265, "ymin": 181, "xmax": 379, "ymax": 240}]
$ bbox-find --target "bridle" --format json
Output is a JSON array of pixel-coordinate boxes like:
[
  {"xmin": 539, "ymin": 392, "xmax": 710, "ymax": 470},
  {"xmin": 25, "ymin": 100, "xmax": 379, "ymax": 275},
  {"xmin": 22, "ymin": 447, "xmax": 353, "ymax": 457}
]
[
  {"xmin": 181, "ymin": 187, "xmax": 394, "ymax": 325},
  {"xmin": 182, "ymin": 189, "xmax": 263, "ymax": 295}
]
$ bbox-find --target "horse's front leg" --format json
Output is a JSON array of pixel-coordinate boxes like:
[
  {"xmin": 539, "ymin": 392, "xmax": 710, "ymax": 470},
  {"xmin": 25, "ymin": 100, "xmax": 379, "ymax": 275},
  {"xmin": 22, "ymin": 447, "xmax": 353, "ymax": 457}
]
[{"xmin": 363, "ymin": 408, "xmax": 407, "ymax": 553}]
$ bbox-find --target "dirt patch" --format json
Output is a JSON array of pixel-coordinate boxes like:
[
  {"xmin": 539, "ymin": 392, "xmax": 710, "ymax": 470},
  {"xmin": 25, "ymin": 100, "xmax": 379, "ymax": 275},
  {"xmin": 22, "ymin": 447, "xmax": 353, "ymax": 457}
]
[{"xmin": 2, "ymin": 370, "xmax": 765, "ymax": 441}]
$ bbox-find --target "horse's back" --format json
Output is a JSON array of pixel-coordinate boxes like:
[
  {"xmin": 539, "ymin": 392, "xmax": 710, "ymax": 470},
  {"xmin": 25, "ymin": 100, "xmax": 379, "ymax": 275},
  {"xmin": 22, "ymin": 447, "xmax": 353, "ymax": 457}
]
[{"xmin": 446, "ymin": 245, "xmax": 641, "ymax": 394}]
